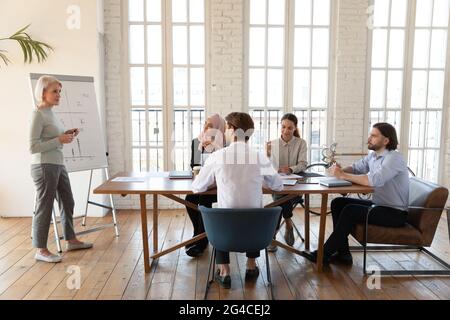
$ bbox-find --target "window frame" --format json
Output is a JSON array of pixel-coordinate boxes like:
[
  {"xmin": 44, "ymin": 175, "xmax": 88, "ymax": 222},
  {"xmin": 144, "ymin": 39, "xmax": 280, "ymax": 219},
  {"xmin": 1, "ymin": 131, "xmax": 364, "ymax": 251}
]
[
  {"xmin": 123, "ymin": 0, "xmax": 211, "ymax": 172},
  {"xmin": 364, "ymin": 0, "xmax": 450, "ymax": 183},
  {"xmin": 243, "ymin": 0, "xmax": 337, "ymax": 164}
]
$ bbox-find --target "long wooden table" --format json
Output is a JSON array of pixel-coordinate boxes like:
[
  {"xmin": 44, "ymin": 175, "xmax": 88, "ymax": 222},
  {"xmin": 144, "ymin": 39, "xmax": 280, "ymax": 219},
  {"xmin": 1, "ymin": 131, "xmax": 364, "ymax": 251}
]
[{"xmin": 93, "ymin": 172, "xmax": 373, "ymax": 273}]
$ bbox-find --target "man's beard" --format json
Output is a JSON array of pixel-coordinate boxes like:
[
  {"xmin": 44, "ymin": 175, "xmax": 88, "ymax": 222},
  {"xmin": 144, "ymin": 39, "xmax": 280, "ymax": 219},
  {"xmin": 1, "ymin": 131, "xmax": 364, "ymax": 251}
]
[{"xmin": 368, "ymin": 143, "xmax": 381, "ymax": 151}]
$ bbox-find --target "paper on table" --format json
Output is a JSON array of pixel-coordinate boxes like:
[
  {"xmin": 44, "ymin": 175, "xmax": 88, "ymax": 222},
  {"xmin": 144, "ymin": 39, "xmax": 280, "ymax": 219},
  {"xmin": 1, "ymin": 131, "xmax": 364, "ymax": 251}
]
[
  {"xmin": 278, "ymin": 173, "xmax": 304, "ymax": 179},
  {"xmin": 146, "ymin": 172, "xmax": 169, "ymax": 178},
  {"xmin": 112, "ymin": 177, "xmax": 146, "ymax": 182}
]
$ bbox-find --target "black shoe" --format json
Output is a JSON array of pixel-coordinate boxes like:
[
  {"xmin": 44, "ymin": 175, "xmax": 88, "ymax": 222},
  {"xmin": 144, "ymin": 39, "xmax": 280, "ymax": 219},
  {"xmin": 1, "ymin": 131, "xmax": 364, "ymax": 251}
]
[
  {"xmin": 245, "ymin": 266, "xmax": 260, "ymax": 282},
  {"xmin": 185, "ymin": 245, "xmax": 204, "ymax": 257},
  {"xmin": 284, "ymin": 224, "xmax": 295, "ymax": 246},
  {"xmin": 186, "ymin": 238, "xmax": 208, "ymax": 249},
  {"xmin": 329, "ymin": 252, "xmax": 353, "ymax": 265},
  {"xmin": 301, "ymin": 250, "xmax": 317, "ymax": 263},
  {"xmin": 197, "ymin": 242, "xmax": 209, "ymax": 252},
  {"xmin": 214, "ymin": 270, "xmax": 231, "ymax": 289},
  {"xmin": 301, "ymin": 250, "xmax": 330, "ymax": 265}
]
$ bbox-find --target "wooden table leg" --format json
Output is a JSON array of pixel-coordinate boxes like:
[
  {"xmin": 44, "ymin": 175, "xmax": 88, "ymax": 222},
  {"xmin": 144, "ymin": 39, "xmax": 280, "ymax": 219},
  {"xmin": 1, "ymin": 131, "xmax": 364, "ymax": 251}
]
[
  {"xmin": 304, "ymin": 194, "xmax": 310, "ymax": 251},
  {"xmin": 316, "ymin": 194, "xmax": 328, "ymax": 272},
  {"xmin": 140, "ymin": 194, "xmax": 150, "ymax": 273},
  {"xmin": 153, "ymin": 194, "xmax": 158, "ymax": 254}
]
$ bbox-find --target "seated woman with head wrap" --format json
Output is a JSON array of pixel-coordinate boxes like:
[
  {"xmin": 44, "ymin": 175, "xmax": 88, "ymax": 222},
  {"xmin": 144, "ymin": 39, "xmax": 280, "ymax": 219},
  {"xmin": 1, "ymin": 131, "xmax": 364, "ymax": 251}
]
[{"xmin": 185, "ymin": 114, "xmax": 226, "ymax": 257}]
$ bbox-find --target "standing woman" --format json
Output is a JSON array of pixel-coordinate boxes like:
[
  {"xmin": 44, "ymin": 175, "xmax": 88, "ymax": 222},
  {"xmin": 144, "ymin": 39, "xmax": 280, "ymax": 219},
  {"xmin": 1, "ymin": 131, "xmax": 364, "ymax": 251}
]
[
  {"xmin": 266, "ymin": 113, "xmax": 308, "ymax": 248},
  {"xmin": 185, "ymin": 114, "xmax": 226, "ymax": 257},
  {"xmin": 30, "ymin": 75, "xmax": 93, "ymax": 263}
]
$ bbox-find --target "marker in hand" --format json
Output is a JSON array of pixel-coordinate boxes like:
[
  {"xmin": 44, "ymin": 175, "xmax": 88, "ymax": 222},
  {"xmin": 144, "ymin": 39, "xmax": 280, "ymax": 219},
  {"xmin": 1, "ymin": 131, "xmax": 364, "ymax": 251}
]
[
  {"xmin": 66, "ymin": 128, "xmax": 80, "ymax": 137},
  {"xmin": 72, "ymin": 128, "xmax": 80, "ymax": 137},
  {"xmin": 60, "ymin": 128, "xmax": 80, "ymax": 144}
]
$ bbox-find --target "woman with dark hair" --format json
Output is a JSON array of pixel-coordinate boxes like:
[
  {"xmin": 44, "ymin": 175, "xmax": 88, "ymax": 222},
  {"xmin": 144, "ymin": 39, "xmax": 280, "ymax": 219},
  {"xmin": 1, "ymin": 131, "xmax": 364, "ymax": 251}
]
[
  {"xmin": 266, "ymin": 113, "xmax": 308, "ymax": 249},
  {"xmin": 302, "ymin": 122, "xmax": 409, "ymax": 265}
]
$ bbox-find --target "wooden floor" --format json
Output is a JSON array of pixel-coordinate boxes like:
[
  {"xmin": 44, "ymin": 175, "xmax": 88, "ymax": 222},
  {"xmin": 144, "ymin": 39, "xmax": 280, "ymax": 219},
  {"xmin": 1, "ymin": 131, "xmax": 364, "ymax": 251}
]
[{"xmin": 0, "ymin": 207, "xmax": 449, "ymax": 300}]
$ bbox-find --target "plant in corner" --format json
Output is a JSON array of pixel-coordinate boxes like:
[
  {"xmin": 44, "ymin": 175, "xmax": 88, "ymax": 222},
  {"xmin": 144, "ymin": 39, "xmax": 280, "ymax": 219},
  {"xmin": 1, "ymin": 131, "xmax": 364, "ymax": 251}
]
[{"xmin": 0, "ymin": 24, "xmax": 53, "ymax": 66}]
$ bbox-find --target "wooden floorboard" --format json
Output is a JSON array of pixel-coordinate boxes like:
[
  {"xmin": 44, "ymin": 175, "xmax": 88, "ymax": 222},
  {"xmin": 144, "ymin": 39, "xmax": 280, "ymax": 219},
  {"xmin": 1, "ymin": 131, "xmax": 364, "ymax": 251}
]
[
  {"xmin": 146, "ymin": 211, "xmax": 177, "ymax": 300},
  {"xmin": 73, "ymin": 212, "xmax": 136, "ymax": 300},
  {"xmin": 0, "ymin": 208, "xmax": 448, "ymax": 300},
  {"xmin": 0, "ymin": 214, "xmax": 100, "ymax": 299}
]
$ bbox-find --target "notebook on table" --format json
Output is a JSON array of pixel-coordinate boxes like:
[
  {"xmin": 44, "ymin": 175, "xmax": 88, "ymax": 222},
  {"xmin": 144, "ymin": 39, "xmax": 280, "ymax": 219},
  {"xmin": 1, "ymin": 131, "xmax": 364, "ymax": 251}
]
[
  {"xmin": 319, "ymin": 178, "xmax": 352, "ymax": 187},
  {"xmin": 169, "ymin": 171, "xmax": 193, "ymax": 179}
]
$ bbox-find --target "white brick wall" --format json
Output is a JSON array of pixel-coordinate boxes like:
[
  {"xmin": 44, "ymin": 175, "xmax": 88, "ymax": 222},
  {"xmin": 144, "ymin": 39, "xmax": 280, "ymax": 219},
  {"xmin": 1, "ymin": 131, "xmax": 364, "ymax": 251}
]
[
  {"xmin": 332, "ymin": 0, "xmax": 369, "ymax": 158},
  {"xmin": 104, "ymin": 0, "xmax": 135, "ymax": 209},
  {"xmin": 209, "ymin": 0, "xmax": 244, "ymax": 115},
  {"xmin": 102, "ymin": 0, "xmax": 450, "ymax": 209}
]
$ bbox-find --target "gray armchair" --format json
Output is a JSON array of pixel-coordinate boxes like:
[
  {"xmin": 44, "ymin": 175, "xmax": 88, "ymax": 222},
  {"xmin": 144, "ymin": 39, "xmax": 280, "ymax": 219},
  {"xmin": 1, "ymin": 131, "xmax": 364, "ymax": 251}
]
[{"xmin": 350, "ymin": 176, "xmax": 450, "ymax": 275}]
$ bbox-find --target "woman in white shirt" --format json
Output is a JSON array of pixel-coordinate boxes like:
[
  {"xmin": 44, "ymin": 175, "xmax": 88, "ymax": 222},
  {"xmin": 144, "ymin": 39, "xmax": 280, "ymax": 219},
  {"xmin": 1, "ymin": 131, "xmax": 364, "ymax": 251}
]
[
  {"xmin": 266, "ymin": 113, "xmax": 308, "ymax": 248},
  {"xmin": 192, "ymin": 112, "xmax": 283, "ymax": 289}
]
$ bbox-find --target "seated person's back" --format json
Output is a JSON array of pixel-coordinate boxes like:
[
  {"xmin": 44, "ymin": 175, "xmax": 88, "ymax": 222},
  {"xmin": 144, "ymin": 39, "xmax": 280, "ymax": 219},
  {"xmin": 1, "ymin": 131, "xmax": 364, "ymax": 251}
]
[
  {"xmin": 193, "ymin": 141, "xmax": 283, "ymax": 208},
  {"xmin": 191, "ymin": 112, "xmax": 283, "ymax": 288}
]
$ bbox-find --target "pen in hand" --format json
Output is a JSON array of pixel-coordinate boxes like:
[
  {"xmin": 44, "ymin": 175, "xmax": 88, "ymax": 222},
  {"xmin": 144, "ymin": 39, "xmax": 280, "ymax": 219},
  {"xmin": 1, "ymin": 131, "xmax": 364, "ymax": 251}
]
[{"xmin": 66, "ymin": 128, "xmax": 80, "ymax": 137}]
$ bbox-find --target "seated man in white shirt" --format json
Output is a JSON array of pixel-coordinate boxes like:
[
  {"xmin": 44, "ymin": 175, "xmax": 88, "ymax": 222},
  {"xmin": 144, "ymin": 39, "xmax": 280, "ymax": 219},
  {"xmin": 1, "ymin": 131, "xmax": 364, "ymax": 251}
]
[{"xmin": 192, "ymin": 112, "xmax": 283, "ymax": 289}]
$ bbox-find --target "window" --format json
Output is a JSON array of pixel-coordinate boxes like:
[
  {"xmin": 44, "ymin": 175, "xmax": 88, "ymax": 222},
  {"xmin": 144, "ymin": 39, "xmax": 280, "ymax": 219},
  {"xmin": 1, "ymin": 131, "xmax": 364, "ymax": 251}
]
[
  {"xmin": 366, "ymin": 0, "xmax": 450, "ymax": 183},
  {"xmin": 292, "ymin": 0, "xmax": 331, "ymax": 164},
  {"xmin": 408, "ymin": 0, "xmax": 449, "ymax": 182},
  {"xmin": 368, "ymin": 0, "xmax": 408, "ymax": 135},
  {"xmin": 247, "ymin": 0, "xmax": 333, "ymax": 165},
  {"xmin": 248, "ymin": 0, "xmax": 286, "ymax": 154},
  {"xmin": 127, "ymin": 0, "xmax": 207, "ymax": 172}
]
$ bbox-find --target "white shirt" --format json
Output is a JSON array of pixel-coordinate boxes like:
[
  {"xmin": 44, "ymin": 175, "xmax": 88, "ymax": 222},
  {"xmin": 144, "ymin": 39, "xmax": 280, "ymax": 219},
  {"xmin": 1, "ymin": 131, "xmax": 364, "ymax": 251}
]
[{"xmin": 191, "ymin": 141, "xmax": 284, "ymax": 208}]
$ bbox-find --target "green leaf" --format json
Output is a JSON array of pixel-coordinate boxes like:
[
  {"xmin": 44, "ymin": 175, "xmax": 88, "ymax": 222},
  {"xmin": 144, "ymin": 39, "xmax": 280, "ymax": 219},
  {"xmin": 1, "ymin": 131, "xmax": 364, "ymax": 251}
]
[
  {"xmin": 23, "ymin": 40, "xmax": 33, "ymax": 63},
  {"xmin": 0, "ymin": 51, "xmax": 10, "ymax": 65},
  {"xmin": 36, "ymin": 41, "xmax": 53, "ymax": 51},
  {"xmin": 16, "ymin": 39, "xmax": 28, "ymax": 63},
  {"xmin": 11, "ymin": 24, "xmax": 31, "ymax": 37},
  {"xmin": 33, "ymin": 42, "xmax": 45, "ymax": 63},
  {"xmin": 34, "ymin": 44, "xmax": 43, "ymax": 62},
  {"xmin": 34, "ymin": 44, "xmax": 49, "ymax": 61},
  {"xmin": 1, "ymin": 24, "xmax": 53, "ymax": 65}
]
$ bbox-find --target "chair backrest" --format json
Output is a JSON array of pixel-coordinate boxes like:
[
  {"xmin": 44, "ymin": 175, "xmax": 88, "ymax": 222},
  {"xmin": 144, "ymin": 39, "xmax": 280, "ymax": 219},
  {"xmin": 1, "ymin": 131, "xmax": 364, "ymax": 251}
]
[
  {"xmin": 199, "ymin": 206, "xmax": 282, "ymax": 253},
  {"xmin": 408, "ymin": 177, "xmax": 449, "ymax": 245}
]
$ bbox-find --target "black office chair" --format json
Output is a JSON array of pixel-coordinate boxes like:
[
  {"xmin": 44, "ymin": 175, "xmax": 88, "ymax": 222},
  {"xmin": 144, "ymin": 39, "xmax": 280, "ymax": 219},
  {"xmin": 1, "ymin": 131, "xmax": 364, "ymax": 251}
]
[{"xmin": 199, "ymin": 206, "xmax": 282, "ymax": 300}]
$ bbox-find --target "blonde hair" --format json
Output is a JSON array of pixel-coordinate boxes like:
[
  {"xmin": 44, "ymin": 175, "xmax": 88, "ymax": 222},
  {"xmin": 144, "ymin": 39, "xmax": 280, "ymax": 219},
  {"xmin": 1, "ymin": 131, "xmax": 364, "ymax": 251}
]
[{"xmin": 34, "ymin": 75, "xmax": 62, "ymax": 105}]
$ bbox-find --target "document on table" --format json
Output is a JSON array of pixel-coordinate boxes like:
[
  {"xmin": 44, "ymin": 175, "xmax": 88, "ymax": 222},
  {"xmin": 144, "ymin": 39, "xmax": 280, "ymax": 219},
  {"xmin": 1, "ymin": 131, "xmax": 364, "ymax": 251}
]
[
  {"xmin": 112, "ymin": 177, "xmax": 146, "ymax": 182},
  {"xmin": 278, "ymin": 173, "xmax": 304, "ymax": 179}
]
